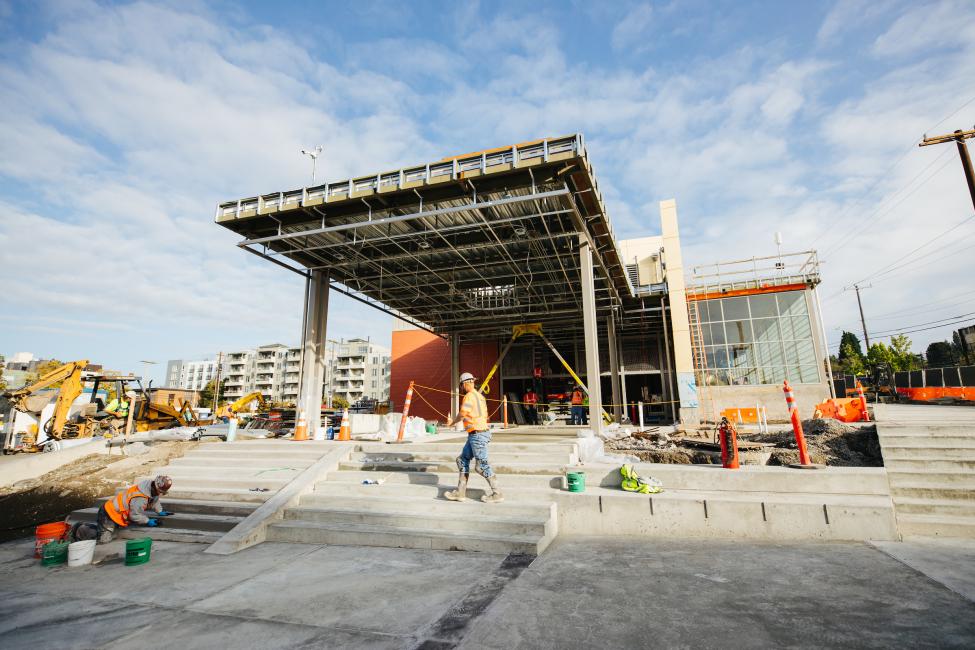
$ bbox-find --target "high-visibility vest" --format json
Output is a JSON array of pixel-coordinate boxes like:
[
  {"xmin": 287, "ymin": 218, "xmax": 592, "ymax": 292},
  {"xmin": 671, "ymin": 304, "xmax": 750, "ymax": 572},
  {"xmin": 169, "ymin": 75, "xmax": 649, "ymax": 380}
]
[
  {"xmin": 524, "ymin": 391, "xmax": 538, "ymax": 405},
  {"xmin": 533, "ymin": 366, "xmax": 543, "ymax": 379},
  {"xmin": 461, "ymin": 390, "xmax": 488, "ymax": 433},
  {"xmin": 104, "ymin": 484, "xmax": 150, "ymax": 527},
  {"xmin": 571, "ymin": 390, "xmax": 584, "ymax": 405},
  {"xmin": 105, "ymin": 398, "xmax": 129, "ymax": 416}
]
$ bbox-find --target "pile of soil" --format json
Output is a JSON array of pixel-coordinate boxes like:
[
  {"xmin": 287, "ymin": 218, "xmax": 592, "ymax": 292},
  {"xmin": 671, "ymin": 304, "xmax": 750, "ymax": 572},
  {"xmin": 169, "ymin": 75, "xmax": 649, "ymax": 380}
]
[
  {"xmin": 0, "ymin": 441, "xmax": 196, "ymax": 543},
  {"xmin": 742, "ymin": 419, "xmax": 882, "ymax": 467}
]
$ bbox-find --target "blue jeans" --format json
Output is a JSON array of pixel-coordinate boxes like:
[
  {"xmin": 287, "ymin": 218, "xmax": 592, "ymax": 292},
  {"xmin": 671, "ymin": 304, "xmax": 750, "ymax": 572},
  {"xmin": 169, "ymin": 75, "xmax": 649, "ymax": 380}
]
[
  {"xmin": 459, "ymin": 431, "xmax": 493, "ymax": 478},
  {"xmin": 571, "ymin": 405, "xmax": 587, "ymax": 425}
]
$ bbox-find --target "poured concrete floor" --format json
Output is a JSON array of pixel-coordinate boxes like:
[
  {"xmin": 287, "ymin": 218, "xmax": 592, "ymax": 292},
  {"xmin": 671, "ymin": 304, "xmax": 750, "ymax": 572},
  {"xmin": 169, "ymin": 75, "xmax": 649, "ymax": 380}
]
[{"xmin": 1, "ymin": 536, "xmax": 973, "ymax": 649}]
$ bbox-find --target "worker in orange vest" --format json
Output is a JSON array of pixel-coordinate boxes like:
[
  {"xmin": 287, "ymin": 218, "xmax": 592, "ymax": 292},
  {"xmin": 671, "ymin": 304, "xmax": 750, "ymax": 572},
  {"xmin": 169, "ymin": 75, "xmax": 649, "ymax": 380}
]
[
  {"xmin": 443, "ymin": 372, "xmax": 503, "ymax": 503},
  {"xmin": 570, "ymin": 385, "xmax": 585, "ymax": 425},
  {"xmin": 523, "ymin": 387, "xmax": 539, "ymax": 425},
  {"xmin": 72, "ymin": 475, "xmax": 174, "ymax": 543}
]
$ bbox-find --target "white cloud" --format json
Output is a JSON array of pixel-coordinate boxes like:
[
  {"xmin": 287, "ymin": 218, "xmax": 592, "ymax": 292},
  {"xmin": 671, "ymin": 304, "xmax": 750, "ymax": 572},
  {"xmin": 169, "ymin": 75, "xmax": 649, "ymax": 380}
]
[{"xmin": 611, "ymin": 3, "xmax": 654, "ymax": 52}]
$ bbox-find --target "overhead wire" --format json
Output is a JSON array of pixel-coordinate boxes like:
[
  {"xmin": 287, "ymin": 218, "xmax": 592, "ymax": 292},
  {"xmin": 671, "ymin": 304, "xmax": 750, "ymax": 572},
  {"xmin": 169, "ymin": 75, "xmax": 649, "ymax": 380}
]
[{"xmin": 821, "ymin": 149, "xmax": 955, "ymax": 258}]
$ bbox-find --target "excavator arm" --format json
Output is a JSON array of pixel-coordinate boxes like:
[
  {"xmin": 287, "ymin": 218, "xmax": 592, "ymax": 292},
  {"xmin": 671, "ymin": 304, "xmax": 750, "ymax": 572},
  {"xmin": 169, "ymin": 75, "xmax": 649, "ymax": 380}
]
[{"xmin": 5, "ymin": 360, "xmax": 89, "ymax": 439}]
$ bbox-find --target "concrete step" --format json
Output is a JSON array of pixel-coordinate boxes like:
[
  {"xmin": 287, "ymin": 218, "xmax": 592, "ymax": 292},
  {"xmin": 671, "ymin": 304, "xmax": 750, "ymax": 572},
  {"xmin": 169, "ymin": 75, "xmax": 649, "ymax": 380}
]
[
  {"xmin": 313, "ymin": 480, "xmax": 556, "ymax": 502},
  {"xmin": 893, "ymin": 497, "xmax": 975, "ymax": 518},
  {"xmin": 283, "ymin": 505, "xmax": 551, "ymax": 537},
  {"xmin": 89, "ymin": 497, "xmax": 259, "ymax": 518},
  {"xmin": 886, "ymin": 470, "xmax": 975, "ymax": 488},
  {"xmin": 142, "ymin": 475, "xmax": 291, "ymax": 491},
  {"xmin": 183, "ymin": 450, "xmax": 326, "ymax": 464},
  {"xmin": 266, "ymin": 519, "xmax": 552, "ymax": 554},
  {"xmin": 157, "ymin": 466, "xmax": 304, "ymax": 482},
  {"xmin": 350, "ymin": 450, "xmax": 576, "ymax": 464},
  {"xmin": 324, "ymin": 470, "xmax": 563, "ymax": 489},
  {"xmin": 115, "ymin": 527, "xmax": 223, "ymax": 544},
  {"xmin": 890, "ymin": 485, "xmax": 975, "ymax": 501},
  {"xmin": 165, "ymin": 486, "xmax": 276, "ymax": 503},
  {"xmin": 355, "ymin": 441, "xmax": 578, "ymax": 455},
  {"xmin": 881, "ymin": 445, "xmax": 975, "ymax": 460},
  {"xmin": 169, "ymin": 456, "xmax": 316, "ymax": 469},
  {"xmin": 883, "ymin": 457, "xmax": 975, "ymax": 471},
  {"xmin": 878, "ymin": 424, "xmax": 975, "ymax": 434},
  {"xmin": 877, "ymin": 435, "xmax": 975, "ymax": 446},
  {"xmin": 339, "ymin": 459, "xmax": 566, "ymax": 475},
  {"xmin": 69, "ymin": 507, "xmax": 242, "ymax": 533},
  {"xmin": 298, "ymin": 492, "xmax": 555, "ymax": 518},
  {"xmin": 896, "ymin": 513, "xmax": 975, "ymax": 538}
]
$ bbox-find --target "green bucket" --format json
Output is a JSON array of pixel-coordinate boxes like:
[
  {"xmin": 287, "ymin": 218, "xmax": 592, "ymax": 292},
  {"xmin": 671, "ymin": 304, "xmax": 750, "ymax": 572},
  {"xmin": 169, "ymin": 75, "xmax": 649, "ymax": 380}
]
[
  {"xmin": 125, "ymin": 537, "xmax": 153, "ymax": 566},
  {"xmin": 566, "ymin": 471, "xmax": 586, "ymax": 493},
  {"xmin": 425, "ymin": 422, "xmax": 437, "ymax": 434},
  {"xmin": 41, "ymin": 541, "xmax": 69, "ymax": 567}
]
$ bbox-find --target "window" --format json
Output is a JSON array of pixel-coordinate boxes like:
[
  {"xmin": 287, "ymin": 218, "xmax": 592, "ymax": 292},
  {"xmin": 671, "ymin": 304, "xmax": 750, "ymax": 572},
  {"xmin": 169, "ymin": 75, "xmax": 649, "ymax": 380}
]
[{"xmin": 692, "ymin": 290, "xmax": 820, "ymax": 385}]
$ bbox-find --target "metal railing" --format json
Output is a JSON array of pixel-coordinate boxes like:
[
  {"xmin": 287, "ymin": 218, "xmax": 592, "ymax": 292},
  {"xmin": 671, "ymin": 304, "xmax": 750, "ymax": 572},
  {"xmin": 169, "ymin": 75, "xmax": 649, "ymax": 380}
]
[{"xmin": 688, "ymin": 250, "xmax": 820, "ymax": 296}]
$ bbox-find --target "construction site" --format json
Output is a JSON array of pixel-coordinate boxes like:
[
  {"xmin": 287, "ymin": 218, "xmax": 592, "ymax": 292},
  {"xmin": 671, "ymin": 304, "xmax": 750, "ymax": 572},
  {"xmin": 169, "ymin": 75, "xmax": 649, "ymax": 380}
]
[{"xmin": 2, "ymin": 134, "xmax": 975, "ymax": 648}]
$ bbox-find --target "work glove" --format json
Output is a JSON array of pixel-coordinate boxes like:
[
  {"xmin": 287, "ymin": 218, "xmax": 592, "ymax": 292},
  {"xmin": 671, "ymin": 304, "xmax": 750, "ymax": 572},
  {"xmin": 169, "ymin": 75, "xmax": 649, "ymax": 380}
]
[
  {"xmin": 156, "ymin": 510, "xmax": 173, "ymax": 517},
  {"xmin": 145, "ymin": 519, "xmax": 161, "ymax": 527}
]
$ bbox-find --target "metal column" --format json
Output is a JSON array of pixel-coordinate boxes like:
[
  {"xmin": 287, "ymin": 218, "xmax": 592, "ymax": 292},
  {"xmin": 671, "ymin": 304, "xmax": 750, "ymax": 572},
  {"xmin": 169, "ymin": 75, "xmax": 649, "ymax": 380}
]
[
  {"xmin": 450, "ymin": 332, "xmax": 460, "ymax": 421},
  {"xmin": 580, "ymin": 238, "xmax": 603, "ymax": 434},
  {"xmin": 607, "ymin": 315, "xmax": 622, "ymax": 423},
  {"xmin": 298, "ymin": 270, "xmax": 330, "ymax": 439}
]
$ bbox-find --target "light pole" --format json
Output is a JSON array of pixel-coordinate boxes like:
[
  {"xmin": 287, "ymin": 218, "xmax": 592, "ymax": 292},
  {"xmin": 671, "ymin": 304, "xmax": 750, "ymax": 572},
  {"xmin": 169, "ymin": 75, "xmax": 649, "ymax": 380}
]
[
  {"xmin": 300, "ymin": 145, "xmax": 324, "ymax": 185},
  {"xmin": 139, "ymin": 360, "xmax": 157, "ymax": 386}
]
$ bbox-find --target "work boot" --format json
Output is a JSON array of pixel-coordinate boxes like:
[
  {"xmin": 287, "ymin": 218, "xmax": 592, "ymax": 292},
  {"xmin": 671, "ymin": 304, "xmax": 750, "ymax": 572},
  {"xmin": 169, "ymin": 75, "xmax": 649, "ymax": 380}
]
[
  {"xmin": 481, "ymin": 475, "xmax": 504, "ymax": 503},
  {"xmin": 445, "ymin": 473, "xmax": 469, "ymax": 501}
]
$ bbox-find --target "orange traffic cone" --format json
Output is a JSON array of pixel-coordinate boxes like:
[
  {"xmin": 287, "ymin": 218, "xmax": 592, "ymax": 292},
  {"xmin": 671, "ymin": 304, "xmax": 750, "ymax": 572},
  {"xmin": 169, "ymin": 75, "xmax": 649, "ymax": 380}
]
[
  {"xmin": 336, "ymin": 408, "xmax": 351, "ymax": 441},
  {"xmin": 293, "ymin": 410, "xmax": 308, "ymax": 441}
]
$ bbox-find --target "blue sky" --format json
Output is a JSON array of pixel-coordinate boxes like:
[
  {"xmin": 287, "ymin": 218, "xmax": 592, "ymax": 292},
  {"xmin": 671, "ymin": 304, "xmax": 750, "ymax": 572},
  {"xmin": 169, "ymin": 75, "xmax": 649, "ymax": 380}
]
[{"xmin": 1, "ymin": 0, "xmax": 974, "ymax": 384}]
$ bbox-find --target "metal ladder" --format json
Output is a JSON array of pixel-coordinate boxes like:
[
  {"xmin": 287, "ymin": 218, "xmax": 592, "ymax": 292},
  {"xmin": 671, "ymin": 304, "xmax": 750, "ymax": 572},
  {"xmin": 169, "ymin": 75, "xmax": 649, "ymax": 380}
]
[{"xmin": 686, "ymin": 299, "xmax": 717, "ymax": 423}]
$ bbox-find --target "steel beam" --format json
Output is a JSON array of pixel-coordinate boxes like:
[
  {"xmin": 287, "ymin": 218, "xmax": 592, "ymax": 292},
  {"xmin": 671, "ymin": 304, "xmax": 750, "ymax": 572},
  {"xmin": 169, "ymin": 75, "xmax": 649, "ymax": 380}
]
[
  {"xmin": 607, "ymin": 313, "xmax": 622, "ymax": 423},
  {"xmin": 580, "ymin": 237, "xmax": 603, "ymax": 434}
]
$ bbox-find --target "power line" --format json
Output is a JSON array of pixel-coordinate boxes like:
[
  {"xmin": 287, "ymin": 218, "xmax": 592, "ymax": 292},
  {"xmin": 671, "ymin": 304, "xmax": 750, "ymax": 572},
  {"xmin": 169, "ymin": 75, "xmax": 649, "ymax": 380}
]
[
  {"xmin": 870, "ymin": 237, "xmax": 975, "ymax": 285},
  {"xmin": 822, "ymin": 150, "xmax": 955, "ymax": 258},
  {"xmin": 874, "ymin": 318, "xmax": 975, "ymax": 339},
  {"xmin": 851, "ymin": 213, "xmax": 975, "ymax": 285},
  {"xmin": 869, "ymin": 311, "xmax": 975, "ymax": 337},
  {"xmin": 925, "ymin": 93, "xmax": 975, "ymax": 134},
  {"xmin": 873, "ymin": 292, "xmax": 975, "ymax": 321}
]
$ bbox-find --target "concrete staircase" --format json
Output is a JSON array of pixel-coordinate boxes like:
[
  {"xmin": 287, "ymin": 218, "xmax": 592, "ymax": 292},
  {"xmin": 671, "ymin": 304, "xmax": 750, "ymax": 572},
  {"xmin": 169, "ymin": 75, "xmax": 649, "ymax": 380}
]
[
  {"xmin": 68, "ymin": 440, "xmax": 328, "ymax": 543},
  {"xmin": 876, "ymin": 407, "xmax": 975, "ymax": 539},
  {"xmin": 266, "ymin": 439, "xmax": 578, "ymax": 554}
]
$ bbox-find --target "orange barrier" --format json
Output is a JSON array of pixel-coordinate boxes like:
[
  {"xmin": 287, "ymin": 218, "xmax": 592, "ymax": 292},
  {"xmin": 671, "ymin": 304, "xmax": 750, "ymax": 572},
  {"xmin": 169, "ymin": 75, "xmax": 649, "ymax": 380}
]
[
  {"xmin": 813, "ymin": 397, "xmax": 868, "ymax": 423},
  {"xmin": 396, "ymin": 381, "xmax": 415, "ymax": 443},
  {"xmin": 855, "ymin": 381, "xmax": 870, "ymax": 422},
  {"xmin": 783, "ymin": 381, "xmax": 811, "ymax": 466},
  {"xmin": 720, "ymin": 407, "xmax": 761, "ymax": 424},
  {"xmin": 502, "ymin": 396, "xmax": 508, "ymax": 429},
  {"xmin": 293, "ymin": 410, "xmax": 308, "ymax": 441},
  {"xmin": 35, "ymin": 521, "xmax": 69, "ymax": 558},
  {"xmin": 336, "ymin": 408, "xmax": 351, "ymax": 441},
  {"xmin": 897, "ymin": 387, "xmax": 975, "ymax": 402}
]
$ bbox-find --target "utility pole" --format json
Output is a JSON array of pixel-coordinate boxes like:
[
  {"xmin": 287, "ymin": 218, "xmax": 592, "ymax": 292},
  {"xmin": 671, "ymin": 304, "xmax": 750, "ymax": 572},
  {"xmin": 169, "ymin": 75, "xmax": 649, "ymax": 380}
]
[
  {"xmin": 846, "ymin": 284, "xmax": 872, "ymax": 349},
  {"xmin": 919, "ymin": 127, "xmax": 975, "ymax": 211}
]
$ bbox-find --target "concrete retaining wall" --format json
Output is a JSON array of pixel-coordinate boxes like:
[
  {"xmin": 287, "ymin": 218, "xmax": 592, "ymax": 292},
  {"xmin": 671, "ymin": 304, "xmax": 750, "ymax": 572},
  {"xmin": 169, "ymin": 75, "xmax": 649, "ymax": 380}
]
[{"xmin": 705, "ymin": 382, "xmax": 830, "ymax": 421}]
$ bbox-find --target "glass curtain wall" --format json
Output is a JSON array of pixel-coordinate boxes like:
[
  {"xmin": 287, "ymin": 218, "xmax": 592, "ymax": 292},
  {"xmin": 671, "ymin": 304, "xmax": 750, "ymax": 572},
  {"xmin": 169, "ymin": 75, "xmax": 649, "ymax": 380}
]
[{"xmin": 693, "ymin": 290, "xmax": 819, "ymax": 386}]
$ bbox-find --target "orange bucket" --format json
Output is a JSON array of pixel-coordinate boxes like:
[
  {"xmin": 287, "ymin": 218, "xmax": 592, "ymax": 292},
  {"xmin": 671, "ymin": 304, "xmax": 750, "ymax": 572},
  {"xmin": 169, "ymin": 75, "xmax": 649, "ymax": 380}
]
[{"xmin": 35, "ymin": 521, "xmax": 70, "ymax": 559}]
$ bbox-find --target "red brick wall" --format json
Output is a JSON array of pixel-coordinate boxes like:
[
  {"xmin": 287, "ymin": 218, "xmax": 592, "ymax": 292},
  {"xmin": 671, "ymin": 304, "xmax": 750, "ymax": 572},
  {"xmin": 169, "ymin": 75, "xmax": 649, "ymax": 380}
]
[{"xmin": 390, "ymin": 330, "xmax": 500, "ymax": 422}]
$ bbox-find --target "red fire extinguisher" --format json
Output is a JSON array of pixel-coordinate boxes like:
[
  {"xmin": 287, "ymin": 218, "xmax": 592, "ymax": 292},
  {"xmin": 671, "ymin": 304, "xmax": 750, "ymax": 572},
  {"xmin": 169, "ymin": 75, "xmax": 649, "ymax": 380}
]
[{"xmin": 718, "ymin": 417, "xmax": 740, "ymax": 469}]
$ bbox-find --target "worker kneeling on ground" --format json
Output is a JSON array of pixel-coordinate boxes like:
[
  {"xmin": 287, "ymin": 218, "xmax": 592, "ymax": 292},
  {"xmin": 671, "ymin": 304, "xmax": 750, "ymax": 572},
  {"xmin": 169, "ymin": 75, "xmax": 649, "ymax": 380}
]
[
  {"xmin": 444, "ymin": 372, "xmax": 503, "ymax": 503},
  {"xmin": 72, "ymin": 475, "xmax": 174, "ymax": 544}
]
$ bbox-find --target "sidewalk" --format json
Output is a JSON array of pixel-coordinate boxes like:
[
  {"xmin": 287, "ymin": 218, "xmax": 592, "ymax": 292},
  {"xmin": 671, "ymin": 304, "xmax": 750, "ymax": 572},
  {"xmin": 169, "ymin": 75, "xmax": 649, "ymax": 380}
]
[{"xmin": 1, "ymin": 535, "xmax": 973, "ymax": 648}]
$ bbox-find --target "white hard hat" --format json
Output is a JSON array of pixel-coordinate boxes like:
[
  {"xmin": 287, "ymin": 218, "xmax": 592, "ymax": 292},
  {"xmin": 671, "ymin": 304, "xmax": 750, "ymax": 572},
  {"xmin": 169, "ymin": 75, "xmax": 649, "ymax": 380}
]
[{"xmin": 459, "ymin": 372, "xmax": 476, "ymax": 384}]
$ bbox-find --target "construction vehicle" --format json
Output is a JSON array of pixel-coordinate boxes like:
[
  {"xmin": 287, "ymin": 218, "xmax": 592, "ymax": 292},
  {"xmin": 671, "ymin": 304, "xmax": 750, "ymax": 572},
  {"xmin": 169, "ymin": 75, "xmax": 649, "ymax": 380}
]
[
  {"xmin": 2, "ymin": 362, "xmax": 207, "ymax": 453},
  {"xmin": 215, "ymin": 391, "xmax": 267, "ymax": 420},
  {"xmin": 480, "ymin": 323, "xmax": 612, "ymax": 424}
]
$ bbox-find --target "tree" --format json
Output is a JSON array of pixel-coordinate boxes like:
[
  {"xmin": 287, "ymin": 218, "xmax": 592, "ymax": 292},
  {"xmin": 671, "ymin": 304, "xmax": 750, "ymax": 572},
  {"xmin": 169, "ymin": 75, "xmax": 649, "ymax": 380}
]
[
  {"xmin": 926, "ymin": 341, "xmax": 956, "ymax": 368},
  {"xmin": 867, "ymin": 342, "xmax": 897, "ymax": 371},
  {"xmin": 952, "ymin": 331, "xmax": 969, "ymax": 365},
  {"xmin": 331, "ymin": 395, "xmax": 350, "ymax": 410},
  {"xmin": 838, "ymin": 332, "xmax": 864, "ymax": 363},
  {"xmin": 199, "ymin": 378, "xmax": 229, "ymax": 408},
  {"xmin": 890, "ymin": 334, "xmax": 922, "ymax": 371},
  {"xmin": 839, "ymin": 342, "xmax": 865, "ymax": 376}
]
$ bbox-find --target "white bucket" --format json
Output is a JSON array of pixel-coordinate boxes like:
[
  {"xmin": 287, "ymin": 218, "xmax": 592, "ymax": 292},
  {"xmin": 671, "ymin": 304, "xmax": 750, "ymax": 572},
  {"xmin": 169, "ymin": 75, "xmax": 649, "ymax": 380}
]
[{"xmin": 67, "ymin": 539, "xmax": 96, "ymax": 567}]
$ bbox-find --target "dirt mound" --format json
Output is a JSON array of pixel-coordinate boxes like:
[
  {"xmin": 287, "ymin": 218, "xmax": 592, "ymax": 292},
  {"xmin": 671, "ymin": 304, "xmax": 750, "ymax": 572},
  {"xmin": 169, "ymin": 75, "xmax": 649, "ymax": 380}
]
[
  {"xmin": 0, "ymin": 441, "xmax": 195, "ymax": 543},
  {"xmin": 743, "ymin": 420, "xmax": 882, "ymax": 467}
]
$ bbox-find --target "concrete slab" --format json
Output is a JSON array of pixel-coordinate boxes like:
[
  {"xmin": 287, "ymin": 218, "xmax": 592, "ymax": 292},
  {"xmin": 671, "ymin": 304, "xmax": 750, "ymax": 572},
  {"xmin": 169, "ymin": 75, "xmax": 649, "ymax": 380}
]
[
  {"xmin": 460, "ymin": 537, "xmax": 975, "ymax": 649},
  {"xmin": 192, "ymin": 544, "xmax": 506, "ymax": 636},
  {"xmin": 871, "ymin": 538, "xmax": 975, "ymax": 603}
]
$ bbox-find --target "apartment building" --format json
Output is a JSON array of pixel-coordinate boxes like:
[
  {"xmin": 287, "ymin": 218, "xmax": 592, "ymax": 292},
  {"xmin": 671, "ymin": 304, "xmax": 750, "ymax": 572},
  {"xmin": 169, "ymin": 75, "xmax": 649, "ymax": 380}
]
[
  {"xmin": 169, "ymin": 339, "xmax": 390, "ymax": 406},
  {"xmin": 327, "ymin": 338, "xmax": 391, "ymax": 405}
]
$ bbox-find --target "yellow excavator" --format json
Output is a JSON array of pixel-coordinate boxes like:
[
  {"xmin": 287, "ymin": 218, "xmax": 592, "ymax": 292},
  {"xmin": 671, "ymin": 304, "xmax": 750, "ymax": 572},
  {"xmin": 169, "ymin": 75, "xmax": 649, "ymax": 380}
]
[
  {"xmin": 215, "ymin": 391, "xmax": 267, "ymax": 420},
  {"xmin": 2, "ymin": 361, "xmax": 208, "ymax": 453}
]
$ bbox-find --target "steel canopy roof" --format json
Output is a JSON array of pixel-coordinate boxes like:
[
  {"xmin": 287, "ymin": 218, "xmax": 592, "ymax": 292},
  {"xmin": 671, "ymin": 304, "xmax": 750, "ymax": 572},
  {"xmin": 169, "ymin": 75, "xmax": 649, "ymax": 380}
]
[{"xmin": 215, "ymin": 135, "xmax": 651, "ymax": 337}]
